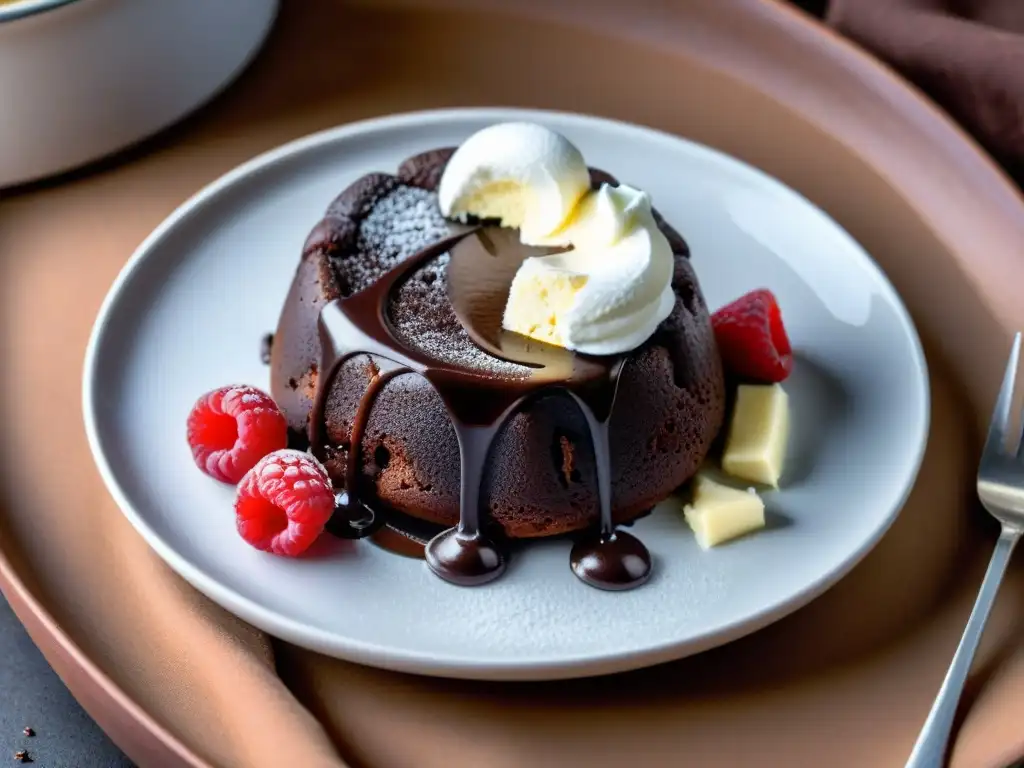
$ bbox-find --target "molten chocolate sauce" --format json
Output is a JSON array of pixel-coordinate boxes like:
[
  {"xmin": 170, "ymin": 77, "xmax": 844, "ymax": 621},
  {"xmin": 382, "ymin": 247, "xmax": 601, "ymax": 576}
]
[
  {"xmin": 310, "ymin": 226, "xmax": 652, "ymax": 591},
  {"xmin": 371, "ymin": 524, "xmax": 430, "ymax": 558}
]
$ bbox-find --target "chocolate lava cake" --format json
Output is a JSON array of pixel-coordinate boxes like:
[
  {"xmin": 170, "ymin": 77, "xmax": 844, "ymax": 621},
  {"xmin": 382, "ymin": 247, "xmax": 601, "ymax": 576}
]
[{"xmin": 270, "ymin": 148, "xmax": 725, "ymax": 540}]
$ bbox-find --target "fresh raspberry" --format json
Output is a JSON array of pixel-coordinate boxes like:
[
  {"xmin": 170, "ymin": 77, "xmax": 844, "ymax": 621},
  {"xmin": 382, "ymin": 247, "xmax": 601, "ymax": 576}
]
[
  {"xmin": 186, "ymin": 385, "xmax": 287, "ymax": 484},
  {"xmin": 234, "ymin": 449, "xmax": 334, "ymax": 556},
  {"xmin": 711, "ymin": 289, "xmax": 793, "ymax": 382}
]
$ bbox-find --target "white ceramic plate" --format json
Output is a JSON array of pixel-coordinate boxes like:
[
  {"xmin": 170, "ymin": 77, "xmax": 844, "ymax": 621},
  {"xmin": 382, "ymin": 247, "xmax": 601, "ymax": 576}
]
[{"xmin": 83, "ymin": 108, "xmax": 929, "ymax": 681}]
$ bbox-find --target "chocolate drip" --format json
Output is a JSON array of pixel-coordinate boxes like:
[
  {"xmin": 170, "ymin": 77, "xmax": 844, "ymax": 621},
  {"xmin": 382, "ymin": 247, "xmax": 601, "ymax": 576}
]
[
  {"xmin": 346, "ymin": 367, "xmax": 403, "ymax": 494},
  {"xmin": 369, "ymin": 510, "xmax": 438, "ymax": 559},
  {"xmin": 371, "ymin": 524, "xmax": 430, "ymax": 558},
  {"xmin": 565, "ymin": 381, "xmax": 652, "ymax": 591},
  {"xmin": 327, "ymin": 366, "xmax": 402, "ymax": 539},
  {"xmin": 310, "ymin": 226, "xmax": 652, "ymax": 591}
]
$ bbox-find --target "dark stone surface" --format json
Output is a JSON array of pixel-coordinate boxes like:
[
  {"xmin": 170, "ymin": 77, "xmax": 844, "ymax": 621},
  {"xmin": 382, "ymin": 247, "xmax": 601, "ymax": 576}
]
[{"xmin": 0, "ymin": 594, "xmax": 134, "ymax": 768}]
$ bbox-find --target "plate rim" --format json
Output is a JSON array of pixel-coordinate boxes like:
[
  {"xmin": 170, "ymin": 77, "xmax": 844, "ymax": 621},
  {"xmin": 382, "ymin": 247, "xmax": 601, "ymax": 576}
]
[{"xmin": 82, "ymin": 106, "xmax": 931, "ymax": 680}]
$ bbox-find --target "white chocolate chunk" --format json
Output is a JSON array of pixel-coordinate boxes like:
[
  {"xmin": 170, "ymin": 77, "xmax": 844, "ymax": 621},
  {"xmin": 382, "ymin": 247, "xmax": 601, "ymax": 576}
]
[
  {"xmin": 721, "ymin": 384, "xmax": 789, "ymax": 487},
  {"xmin": 683, "ymin": 474, "xmax": 765, "ymax": 549}
]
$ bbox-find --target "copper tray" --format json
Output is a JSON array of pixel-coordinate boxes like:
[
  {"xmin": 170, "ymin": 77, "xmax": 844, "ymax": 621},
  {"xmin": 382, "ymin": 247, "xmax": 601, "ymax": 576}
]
[{"xmin": 3, "ymin": 1, "xmax": 1024, "ymax": 766}]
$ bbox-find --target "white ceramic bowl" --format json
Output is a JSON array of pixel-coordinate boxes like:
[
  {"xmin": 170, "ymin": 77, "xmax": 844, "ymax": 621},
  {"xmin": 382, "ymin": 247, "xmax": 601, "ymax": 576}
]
[{"xmin": 0, "ymin": 0, "xmax": 278, "ymax": 188}]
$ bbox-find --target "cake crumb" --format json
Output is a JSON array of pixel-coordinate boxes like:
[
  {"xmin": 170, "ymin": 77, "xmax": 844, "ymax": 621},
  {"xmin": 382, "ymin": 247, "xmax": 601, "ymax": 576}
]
[{"xmin": 260, "ymin": 333, "xmax": 274, "ymax": 365}]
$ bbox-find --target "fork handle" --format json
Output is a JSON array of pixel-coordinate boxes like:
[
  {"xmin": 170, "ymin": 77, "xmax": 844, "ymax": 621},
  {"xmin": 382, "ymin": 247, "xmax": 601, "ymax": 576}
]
[{"xmin": 905, "ymin": 528, "xmax": 1020, "ymax": 768}]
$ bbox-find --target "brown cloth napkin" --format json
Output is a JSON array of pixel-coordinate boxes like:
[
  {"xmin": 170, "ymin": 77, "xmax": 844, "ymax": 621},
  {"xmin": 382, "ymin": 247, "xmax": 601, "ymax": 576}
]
[
  {"xmin": 5, "ymin": 2, "xmax": 1024, "ymax": 768},
  {"xmin": 826, "ymin": 0, "xmax": 1024, "ymax": 183}
]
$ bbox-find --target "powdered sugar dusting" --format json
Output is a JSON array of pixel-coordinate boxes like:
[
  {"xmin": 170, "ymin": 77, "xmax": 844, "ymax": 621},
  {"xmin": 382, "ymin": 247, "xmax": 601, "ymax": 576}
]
[
  {"xmin": 344, "ymin": 186, "xmax": 452, "ymax": 295},
  {"xmin": 334, "ymin": 183, "xmax": 531, "ymax": 378},
  {"xmin": 392, "ymin": 311, "xmax": 531, "ymax": 378},
  {"xmin": 390, "ymin": 255, "xmax": 531, "ymax": 378}
]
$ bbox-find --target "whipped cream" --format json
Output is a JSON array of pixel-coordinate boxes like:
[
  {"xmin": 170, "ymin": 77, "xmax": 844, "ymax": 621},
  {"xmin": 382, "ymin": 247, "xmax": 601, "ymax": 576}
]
[
  {"xmin": 503, "ymin": 183, "xmax": 675, "ymax": 355},
  {"xmin": 438, "ymin": 122, "xmax": 591, "ymax": 245},
  {"xmin": 437, "ymin": 122, "xmax": 676, "ymax": 356}
]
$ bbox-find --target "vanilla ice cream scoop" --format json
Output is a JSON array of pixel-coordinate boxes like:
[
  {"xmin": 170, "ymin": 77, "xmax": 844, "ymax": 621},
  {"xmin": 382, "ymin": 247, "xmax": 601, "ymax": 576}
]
[
  {"xmin": 438, "ymin": 122, "xmax": 591, "ymax": 245},
  {"xmin": 438, "ymin": 122, "xmax": 676, "ymax": 356}
]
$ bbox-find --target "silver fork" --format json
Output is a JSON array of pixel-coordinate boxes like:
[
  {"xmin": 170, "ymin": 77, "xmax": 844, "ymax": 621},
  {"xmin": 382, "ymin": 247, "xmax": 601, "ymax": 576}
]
[{"xmin": 906, "ymin": 332, "xmax": 1024, "ymax": 768}]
